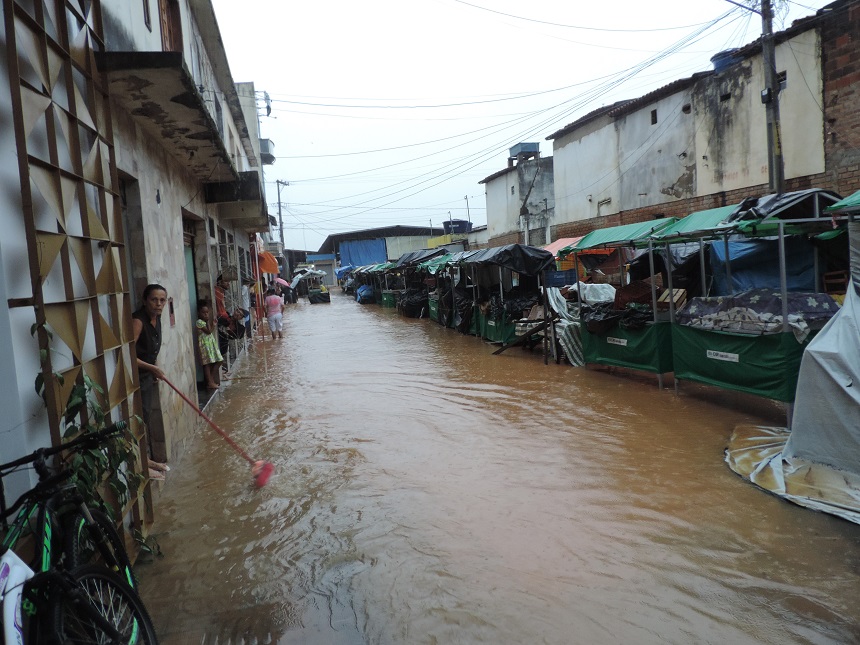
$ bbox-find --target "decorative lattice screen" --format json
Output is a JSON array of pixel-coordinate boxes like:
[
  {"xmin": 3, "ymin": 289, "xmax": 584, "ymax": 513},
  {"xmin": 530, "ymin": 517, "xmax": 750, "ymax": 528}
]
[{"xmin": 5, "ymin": 0, "xmax": 152, "ymax": 534}]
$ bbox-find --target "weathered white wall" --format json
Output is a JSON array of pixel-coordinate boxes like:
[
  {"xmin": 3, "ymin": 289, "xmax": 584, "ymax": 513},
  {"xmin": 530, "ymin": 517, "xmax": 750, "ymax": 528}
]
[
  {"xmin": 553, "ymin": 119, "xmax": 621, "ymax": 223},
  {"xmin": 552, "ymin": 28, "xmax": 825, "ymax": 223},
  {"xmin": 101, "ymin": 0, "xmax": 252, "ymax": 173},
  {"xmin": 618, "ymin": 91, "xmax": 697, "ymax": 207},
  {"xmin": 484, "ymin": 170, "xmax": 516, "ymax": 240},
  {"xmin": 777, "ymin": 29, "xmax": 825, "ymax": 180},
  {"xmin": 101, "ymin": 0, "xmax": 163, "ymax": 52}
]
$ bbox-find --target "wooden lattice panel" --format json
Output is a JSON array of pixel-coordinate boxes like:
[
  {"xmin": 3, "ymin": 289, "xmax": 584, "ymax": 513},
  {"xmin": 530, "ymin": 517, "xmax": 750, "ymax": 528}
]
[{"xmin": 5, "ymin": 0, "xmax": 152, "ymax": 534}]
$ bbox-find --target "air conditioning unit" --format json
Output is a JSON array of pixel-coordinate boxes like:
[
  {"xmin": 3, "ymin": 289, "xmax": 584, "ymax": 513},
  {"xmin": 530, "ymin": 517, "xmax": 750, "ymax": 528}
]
[
  {"xmin": 265, "ymin": 241, "xmax": 283, "ymax": 256},
  {"xmin": 259, "ymin": 138, "xmax": 275, "ymax": 165}
]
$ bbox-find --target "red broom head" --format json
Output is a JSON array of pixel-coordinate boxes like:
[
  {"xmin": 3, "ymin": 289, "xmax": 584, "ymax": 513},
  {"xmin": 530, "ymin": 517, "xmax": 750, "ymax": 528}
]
[{"xmin": 252, "ymin": 460, "xmax": 275, "ymax": 488}]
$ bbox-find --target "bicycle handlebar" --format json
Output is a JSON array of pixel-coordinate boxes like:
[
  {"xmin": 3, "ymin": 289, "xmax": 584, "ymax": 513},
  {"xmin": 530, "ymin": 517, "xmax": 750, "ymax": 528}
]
[
  {"xmin": 1, "ymin": 470, "xmax": 75, "ymax": 520},
  {"xmin": 0, "ymin": 420, "xmax": 128, "ymax": 473}
]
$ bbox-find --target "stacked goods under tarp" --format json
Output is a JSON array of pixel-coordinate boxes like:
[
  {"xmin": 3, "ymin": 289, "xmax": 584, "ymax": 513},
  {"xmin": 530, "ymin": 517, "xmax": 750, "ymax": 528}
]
[
  {"xmin": 673, "ymin": 290, "xmax": 839, "ymax": 400},
  {"xmin": 394, "ymin": 249, "xmax": 449, "ymax": 318},
  {"xmin": 564, "ymin": 218, "xmax": 677, "ymax": 378},
  {"xmin": 726, "ymin": 214, "xmax": 860, "ymax": 524},
  {"xmin": 416, "ymin": 254, "xmax": 454, "ymax": 326},
  {"xmin": 398, "ymin": 288, "xmax": 429, "ymax": 318},
  {"xmin": 462, "ymin": 244, "xmax": 555, "ymax": 345},
  {"xmin": 667, "ymin": 189, "xmax": 845, "ymax": 402}
]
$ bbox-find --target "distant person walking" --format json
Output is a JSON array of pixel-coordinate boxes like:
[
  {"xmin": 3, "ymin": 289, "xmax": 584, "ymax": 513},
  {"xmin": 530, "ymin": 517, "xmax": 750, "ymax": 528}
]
[{"xmin": 265, "ymin": 287, "xmax": 285, "ymax": 340}]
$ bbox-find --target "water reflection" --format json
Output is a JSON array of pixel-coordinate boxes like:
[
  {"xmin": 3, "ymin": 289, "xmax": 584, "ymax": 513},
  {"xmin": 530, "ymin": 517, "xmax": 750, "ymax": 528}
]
[{"xmin": 138, "ymin": 295, "xmax": 860, "ymax": 644}]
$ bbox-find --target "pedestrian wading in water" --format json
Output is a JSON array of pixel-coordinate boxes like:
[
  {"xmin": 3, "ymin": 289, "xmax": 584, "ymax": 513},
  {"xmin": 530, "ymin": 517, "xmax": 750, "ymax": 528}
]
[
  {"xmin": 265, "ymin": 287, "xmax": 285, "ymax": 339},
  {"xmin": 131, "ymin": 283, "xmax": 171, "ymax": 481}
]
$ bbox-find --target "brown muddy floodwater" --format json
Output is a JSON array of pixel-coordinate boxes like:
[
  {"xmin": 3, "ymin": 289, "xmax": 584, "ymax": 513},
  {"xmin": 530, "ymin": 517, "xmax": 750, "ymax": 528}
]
[{"xmin": 138, "ymin": 294, "xmax": 860, "ymax": 645}]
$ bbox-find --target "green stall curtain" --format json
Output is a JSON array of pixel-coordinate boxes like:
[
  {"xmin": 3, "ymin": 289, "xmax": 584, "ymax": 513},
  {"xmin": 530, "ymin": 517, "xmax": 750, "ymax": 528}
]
[
  {"xmin": 672, "ymin": 326, "xmax": 809, "ymax": 402},
  {"xmin": 581, "ymin": 321, "xmax": 673, "ymax": 374}
]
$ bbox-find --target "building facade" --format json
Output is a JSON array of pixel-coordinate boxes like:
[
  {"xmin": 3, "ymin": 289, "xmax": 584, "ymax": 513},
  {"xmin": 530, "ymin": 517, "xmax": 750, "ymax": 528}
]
[
  {"xmin": 480, "ymin": 143, "xmax": 555, "ymax": 248},
  {"xmin": 0, "ymin": 0, "xmax": 267, "ymax": 548},
  {"xmin": 547, "ymin": 0, "xmax": 859, "ymax": 239}
]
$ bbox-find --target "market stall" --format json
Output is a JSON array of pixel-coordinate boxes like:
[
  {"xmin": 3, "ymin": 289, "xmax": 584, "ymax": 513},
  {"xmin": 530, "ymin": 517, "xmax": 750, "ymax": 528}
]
[
  {"xmin": 667, "ymin": 189, "xmax": 845, "ymax": 402},
  {"xmin": 460, "ymin": 244, "xmax": 556, "ymax": 351},
  {"xmin": 393, "ymin": 248, "xmax": 448, "ymax": 318},
  {"xmin": 561, "ymin": 219, "xmax": 677, "ymax": 383}
]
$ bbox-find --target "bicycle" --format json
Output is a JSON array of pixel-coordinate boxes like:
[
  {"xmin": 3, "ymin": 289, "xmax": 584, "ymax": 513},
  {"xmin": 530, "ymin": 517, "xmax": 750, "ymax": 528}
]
[
  {"xmin": 1, "ymin": 421, "xmax": 138, "ymax": 590},
  {"xmin": 0, "ymin": 421, "xmax": 158, "ymax": 643}
]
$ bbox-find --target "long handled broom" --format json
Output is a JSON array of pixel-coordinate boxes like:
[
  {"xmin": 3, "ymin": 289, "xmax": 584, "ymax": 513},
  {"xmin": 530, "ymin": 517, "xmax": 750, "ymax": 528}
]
[{"xmin": 161, "ymin": 376, "xmax": 275, "ymax": 487}]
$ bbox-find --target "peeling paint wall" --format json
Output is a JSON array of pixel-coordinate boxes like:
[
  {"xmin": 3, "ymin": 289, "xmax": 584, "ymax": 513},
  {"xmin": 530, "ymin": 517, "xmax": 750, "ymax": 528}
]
[
  {"xmin": 552, "ymin": 28, "xmax": 826, "ymax": 231},
  {"xmin": 485, "ymin": 158, "xmax": 554, "ymax": 242},
  {"xmin": 618, "ymin": 90, "xmax": 697, "ymax": 207}
]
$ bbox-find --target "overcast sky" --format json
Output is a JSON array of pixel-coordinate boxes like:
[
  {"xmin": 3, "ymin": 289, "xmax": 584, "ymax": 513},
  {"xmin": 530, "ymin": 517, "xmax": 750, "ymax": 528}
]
[{"xmin": 209, "ymin": 0, "xmax": 832, "ymax": 252}]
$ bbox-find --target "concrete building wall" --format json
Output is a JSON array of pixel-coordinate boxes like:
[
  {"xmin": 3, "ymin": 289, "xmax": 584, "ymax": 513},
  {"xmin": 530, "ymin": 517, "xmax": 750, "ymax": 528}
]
[
  {"xmin": 553, "ymin": 121, "xmax": 621, "ymax": 224},
  {"xmin": 484, "ymin": 157, "xmax": 554, "ymax": 245},
  {"xmin": 618, "ymin": 90, "xmax": 697, "ymax": 207},
  {"xmin": 484, "ymin": 168, "xmax": 518, "ymax": 240},
  {"xmin": 385, "ymin": 235, "xmax": 433, "ymax": 261},
  {"xmin": 549, "ymin": 8, "xmax": 856, "ymax": 245},
  {"xmin": 101, "ymin": 0, "xmax": 253, "ymax": 173},
  {"xmin": 0, "ymin": 2, "xmax": 48, "ymax": 493},
  {"xmin": 112, "ymin": 108, "xmax": 206, "ymax": 457}
]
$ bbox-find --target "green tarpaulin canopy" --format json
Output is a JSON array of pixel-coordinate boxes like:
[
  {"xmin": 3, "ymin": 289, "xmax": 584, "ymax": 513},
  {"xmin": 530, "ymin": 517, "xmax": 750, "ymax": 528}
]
[
  {"xmin": 824, "ymin": 189, "xmax": 860, "ymax": 213},
  {"xmin": 562, "ymin": 219, "xmax": 677, "ymax": 254},
  {"xmin": 416, "ymin": 254, "xmax": 452, "ymax": 274},
  {"xmin": 650, "ymin": 205, "xmax": 739, "ymax": 243},
  {"xmin": 368, "ymin": 262, "xmax": 396, "ymax": 273}
]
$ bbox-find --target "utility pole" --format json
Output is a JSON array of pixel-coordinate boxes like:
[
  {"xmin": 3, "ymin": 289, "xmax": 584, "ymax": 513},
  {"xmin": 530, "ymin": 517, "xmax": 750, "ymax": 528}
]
[
  {"xmin": 275, "ymin": 180, "xmax": 289, "ymax": 278},
  {"xmin": 760, "ymin": 0, "xmax": 784, "ymax": 194},
  {"xmin": 723, "ymin": 0, "xmax": 784, "ymax": 194},
  {"xmin": 464, "ymin": 195, "xmax": 471, "ymax": 223}
]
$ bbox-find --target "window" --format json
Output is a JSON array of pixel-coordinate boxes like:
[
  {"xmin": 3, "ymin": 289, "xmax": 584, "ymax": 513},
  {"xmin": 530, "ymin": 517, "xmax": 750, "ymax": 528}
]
[
  {"xmin": 143, "ymin": 0, "xmax": 151, "ymax": 30},
  {"xmin": 650, "ymin": 109, "xmax": 657, "ymax": 125},
  {"xmin": 682, "ymin": 103, "xmax": 691, "ymax": 114},
  {"xmin": 511, "ymin": 185, "xmax": 515, "ymax": 195},
  {"xmin": 720, "ymin": 92, "xmax": 731, "ymax": 102}
]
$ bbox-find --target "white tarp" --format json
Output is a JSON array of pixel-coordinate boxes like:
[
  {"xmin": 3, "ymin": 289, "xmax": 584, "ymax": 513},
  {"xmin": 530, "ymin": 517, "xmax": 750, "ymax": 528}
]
[{"xmin": 725, "ymin": 222, "xmax": 860, "ymax": 524}]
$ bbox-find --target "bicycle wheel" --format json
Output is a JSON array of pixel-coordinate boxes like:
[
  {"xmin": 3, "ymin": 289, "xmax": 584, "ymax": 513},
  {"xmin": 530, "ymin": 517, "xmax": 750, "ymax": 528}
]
[
  {"xmin": 51, "ymin": 564, "xmax": 158, "ymax": 644},
  {"xmin": 65, "ymin": 508, "xmax": 137, "ymax": 588}
]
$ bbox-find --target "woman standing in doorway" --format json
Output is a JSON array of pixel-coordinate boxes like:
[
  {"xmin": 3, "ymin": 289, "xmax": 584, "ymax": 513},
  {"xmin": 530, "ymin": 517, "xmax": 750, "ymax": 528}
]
[{"xmin": 132, "ymin": 283, "xmax": 170, "ymax": 480}]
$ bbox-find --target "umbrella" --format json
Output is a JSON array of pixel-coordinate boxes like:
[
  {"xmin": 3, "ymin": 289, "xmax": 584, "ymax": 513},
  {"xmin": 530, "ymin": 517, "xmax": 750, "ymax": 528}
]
[{"xmin": 274, "ymin": 276, "xmax": 289, "ymax": 287}]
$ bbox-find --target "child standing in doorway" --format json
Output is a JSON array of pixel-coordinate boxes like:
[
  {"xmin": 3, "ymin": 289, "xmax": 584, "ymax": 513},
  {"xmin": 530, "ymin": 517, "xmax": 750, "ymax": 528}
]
[{"xmin": 197, "ymin": 301, "xmax": 223, "ymax": 389}]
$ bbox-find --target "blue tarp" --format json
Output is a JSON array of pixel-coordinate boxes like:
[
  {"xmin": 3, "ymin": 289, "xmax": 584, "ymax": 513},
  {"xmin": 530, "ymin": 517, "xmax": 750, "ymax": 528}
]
[
  {"xmin": 340, "ymin": 239, "xmax": 387, "ymax": 267},
  {"xmin": 710, "ymin": 236, "xmax": 815, "ymax": 294},
  {"xmin": 356, "ymin": 284, "xmax": 374, "ymax": 304},
  {"xmin": 335, "ymin": 265, "xmax": 355, "ymax": 279}
]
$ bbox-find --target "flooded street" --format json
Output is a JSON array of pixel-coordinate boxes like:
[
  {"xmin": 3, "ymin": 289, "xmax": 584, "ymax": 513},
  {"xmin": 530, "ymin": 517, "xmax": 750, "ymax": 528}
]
[{"xmin": 138, "ymin": 295, "xmax": 860, "ymax": 644}]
